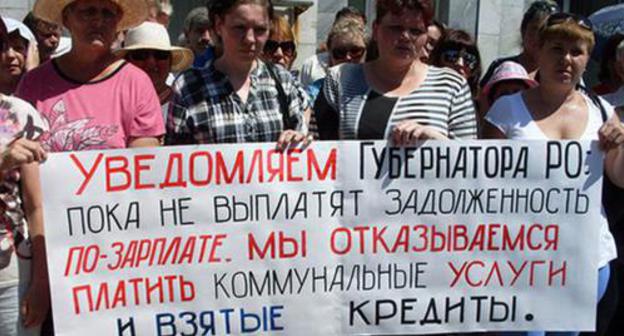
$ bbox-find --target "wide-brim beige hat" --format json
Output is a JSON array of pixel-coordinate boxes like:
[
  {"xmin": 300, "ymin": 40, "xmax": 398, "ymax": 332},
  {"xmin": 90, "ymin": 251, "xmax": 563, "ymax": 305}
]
[
  {"xmin": 33, "ymin": 0, "xmax": 149, "ymax": 32},
  {"xmin": 114, "ymin": 21, "xmax": 194, "ymax": 72}
]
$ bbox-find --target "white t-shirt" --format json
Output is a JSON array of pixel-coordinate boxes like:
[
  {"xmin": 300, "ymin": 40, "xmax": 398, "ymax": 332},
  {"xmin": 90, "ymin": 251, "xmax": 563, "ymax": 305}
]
[
  {"xmin": 298, "ymin": 52, "xmax": 329, "ymax": 88},
  {"xmin": 486, "ymin": 92, "xmax": 617, "ymax": 268}
]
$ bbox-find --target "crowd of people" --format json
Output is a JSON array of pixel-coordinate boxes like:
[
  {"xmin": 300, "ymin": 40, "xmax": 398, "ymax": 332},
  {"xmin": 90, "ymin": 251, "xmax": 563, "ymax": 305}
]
[{"xmin": 1, "ymin": 0, "xmax": 624, "ymax": 335}]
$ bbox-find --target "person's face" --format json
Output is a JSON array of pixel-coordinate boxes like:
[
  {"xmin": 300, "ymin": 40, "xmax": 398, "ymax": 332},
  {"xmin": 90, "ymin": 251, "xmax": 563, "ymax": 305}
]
[
  {"xmin": 538, "ymin": 37, "xmax": 590, "ymax": 86},
  {"xmin": 262, "ymin": 33, "xmax": 296, "ymax": 69},
  {"xmin": 440, "ymin": 47, "xmax": 478, "ymax": 79},
  {"xmin": 214, "ymin": 4, "xmax": 270, "ymax": 64},
  {"xmin": 490, "ymin": 80, "xmax": 530, "ymax": 104},
  {"xmin": 126, "ymin": 49, "xmax": 171, "ymax": 89},
  {"xmin": 63, "ymin": 0, "xmax": 121, "ymax": 49},
  {"xmin": 421, "ymin": 24, "xmax": 442, "ymax": 62},
  {"xmin": 34, "ymin": 21, "xmax": 61, "ymax": 58},
  {"xmin": 523, "ymin": 18, "xmax": 546, "ymax": 59},
  {"xmin": 328, "ymin": 33, "xmax": 366, "ymax": 66},
  {"xmin": 186, "ymin": 22, "xmax": 211, "ymax": 55},
  {"xmin": 373, "ymin": 9, "xmax": 428, "ymax": 63},
  {"xmin": 1, "ymin": 32, "xmax": 27, "ymax": 80}
]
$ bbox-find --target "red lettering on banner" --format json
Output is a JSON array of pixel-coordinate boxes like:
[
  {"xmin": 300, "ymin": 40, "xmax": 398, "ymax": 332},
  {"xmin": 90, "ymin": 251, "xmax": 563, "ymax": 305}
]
[
  {"xmin": 71, "ymin": 153, "xmax": 104, "ymax": 195},
  {"xmin": 76, "ymin": 147, "xmax": 338, "ymax": 194},
  {"xmin": 308, "ymin": 148, "xmax": 337, "ymax": 181},
  {"xmin": 216, "ymin": 151, "xmax": 245, "ymax": 184},
  {"xmin": 134, "ymin": 154, "xmax": 156, "ymax": 189},
  {"xmin": 448, "ymin": 259, "xmax": 567, "ymax": 288},
  {"xmin": 328, "ymin": 224, "xmax": 559, "ymax": 256},
  {"xmin": 103, "ymin": 235, "xmax": 228, "ymax": 272},
  {"xmin": 159, "ymin": 153, "xmax": 187, "ymax": 188},
  {"xmin": 71, "ymin": 275, "xmax": 195, "ymax": 315},
  {"xmin": 106, "ymin": 156, "xmax": 131, "ymax": 192},
  {"xmin": 247, "ymin": 230, "xmax": 308, "ymax": 260},
  {"xmin": 286, "ymin": 149, "xmax": 303, "ymax": 182}
]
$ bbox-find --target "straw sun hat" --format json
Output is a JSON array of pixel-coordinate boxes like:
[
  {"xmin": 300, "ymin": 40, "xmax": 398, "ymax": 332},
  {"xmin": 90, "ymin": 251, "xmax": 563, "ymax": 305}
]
[
  {"xmin": 115, "ymin": 21, "xmax": 194, "ymax": 72},
  {"xmin": 33, "ymin": 0, "xmax": 149, "ymax": 32}
]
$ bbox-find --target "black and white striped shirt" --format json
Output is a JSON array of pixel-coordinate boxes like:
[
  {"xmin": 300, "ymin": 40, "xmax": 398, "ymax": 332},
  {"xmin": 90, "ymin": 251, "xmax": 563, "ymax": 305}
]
[{"xmin": 315, "ymin": 63, "xmax": 477, "ymax": 140}]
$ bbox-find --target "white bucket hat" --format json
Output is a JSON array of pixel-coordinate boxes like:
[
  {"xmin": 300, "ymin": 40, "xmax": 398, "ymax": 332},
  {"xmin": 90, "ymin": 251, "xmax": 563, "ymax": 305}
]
[
  {"xmin": 33, "ymin": 0, "xmax": 149, "ymax": 32},
  {"xmin": 2, "ymin": 17, "xmax": 36, "ymax": 45},
  {"xmin": 115, "ymin": 21, "xmax": 194, "ymax": 72}
]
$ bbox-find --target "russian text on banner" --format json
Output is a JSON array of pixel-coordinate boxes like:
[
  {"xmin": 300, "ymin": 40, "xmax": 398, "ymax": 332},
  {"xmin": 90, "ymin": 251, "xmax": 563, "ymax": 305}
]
[{"xmin": 40, "ymin": 140, "xmax": 603, "ymax": 335}]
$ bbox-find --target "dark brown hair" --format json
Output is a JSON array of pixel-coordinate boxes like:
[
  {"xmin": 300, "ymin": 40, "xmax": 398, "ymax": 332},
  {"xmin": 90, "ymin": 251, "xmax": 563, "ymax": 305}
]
[{"xmin": 375, "ymin": 0, "xmax": 433, "ymax": 26}]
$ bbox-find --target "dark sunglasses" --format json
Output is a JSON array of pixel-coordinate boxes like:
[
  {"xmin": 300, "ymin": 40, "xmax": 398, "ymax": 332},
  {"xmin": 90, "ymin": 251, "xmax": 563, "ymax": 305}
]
[
  {"xmin": 441, "ymin": 49, "xmax": 478, "ymax": 71},
  {"xmin": 331, "ymin": 46, "xmax": 365, "ymax": 61},
  {"xmin": 264, "ymin": 40, "xmax": 296, "ymax": 56},
  {"xmin": 527, "ymin": 1, "xmax": 559, "ymax": 16},
  {"xmin": 127, "ymin": 49, "xmax": 171, "ymax": 61},
  {"xmin": 545, "ymin": 12, "xmax": 593, "ymax": 31}
]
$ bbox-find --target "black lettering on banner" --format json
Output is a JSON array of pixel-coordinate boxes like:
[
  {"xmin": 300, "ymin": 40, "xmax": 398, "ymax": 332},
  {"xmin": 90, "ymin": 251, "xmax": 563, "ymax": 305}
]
[
  {"xmin": 160, "ymin": 197, "xmax": 195, "ymax": 227},
  {"xmin": 116, "ymin": 317, "xmax": 135, "ymax": 336},
  {"xmin": 66, "ymin": 203, "xmax": 140, "ymax": 237}
]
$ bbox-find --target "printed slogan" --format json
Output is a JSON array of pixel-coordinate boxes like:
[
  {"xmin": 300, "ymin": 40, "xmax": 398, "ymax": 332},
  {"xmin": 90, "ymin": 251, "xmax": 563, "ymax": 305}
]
[{"xmin": 40, "ymin": 140, "xmax": 604, "ymax": 335}]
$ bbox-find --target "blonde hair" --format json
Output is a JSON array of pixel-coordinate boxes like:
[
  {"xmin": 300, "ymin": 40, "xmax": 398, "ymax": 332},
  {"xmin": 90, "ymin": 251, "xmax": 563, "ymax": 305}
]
[
  {"xmin": 538, "ymin": 19, "xmax": 595, "ymax": 52},
  {"xmin": 270, "ymin": 15, "xmax": 295, "ymax": 42},
  {"xmin": 326, "ymin": 17, "xmax": 366, "ymax": 49}
]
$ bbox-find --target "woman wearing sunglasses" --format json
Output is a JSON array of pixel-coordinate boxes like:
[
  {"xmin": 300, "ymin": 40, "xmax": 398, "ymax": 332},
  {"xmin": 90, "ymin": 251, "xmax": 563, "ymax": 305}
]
[
  {"xmin": 306, "ymin": 17, "xmax": 367, "ymax": 104},
  {"xmin": 116, "ymin": 21, "xmax": 194, "ymax": 123},
  {"xmin": 315, "ymin": 0, "xmax": 476, "ymax": 142},
  {"xmin": 326, "ymin": 18, "xmax": 367, "ymax": 67},
  {"xmin": 484, "ymin": 13, "xmax": 624, "ymax": 336},
  {"xmin": 166, "ymin": 0, "xmax": 309, "ymax": 147},
  {"xmin": 262, "ymin": 15, "xmax": 297, "ymax": 71},
  {"xmin": 430, "ymin": 29, "xmax": 482, "ymax": 100},
  {"xmin": 16, "ymin": 0, "xmax": 164, "ymax": 152}
]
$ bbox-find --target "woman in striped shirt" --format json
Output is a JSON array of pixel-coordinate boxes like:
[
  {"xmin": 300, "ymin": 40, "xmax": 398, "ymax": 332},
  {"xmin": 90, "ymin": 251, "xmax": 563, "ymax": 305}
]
[{"xmin": 314, "ymin": 0, "xmax": 477, "ymax": 143}]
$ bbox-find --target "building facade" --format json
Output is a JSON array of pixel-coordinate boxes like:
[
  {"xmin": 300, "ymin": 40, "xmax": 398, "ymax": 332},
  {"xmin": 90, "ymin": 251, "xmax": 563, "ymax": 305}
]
[{"xmin": 1, "ymin": 0, "xmax": 623, "ymax": 78}]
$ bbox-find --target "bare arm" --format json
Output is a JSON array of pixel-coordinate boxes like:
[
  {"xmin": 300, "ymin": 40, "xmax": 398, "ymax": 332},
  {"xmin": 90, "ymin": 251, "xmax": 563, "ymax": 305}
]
[
  {"xmin": 20, "ymin": 162, "xmax": 50, "ymax": 327},
  {"xmin": 481, "ymin": 120, "xmax": 506, "ymax": 139},
  {"xmin": 128, "ymin": 137, "xmax": 161, "ymax": 148}
]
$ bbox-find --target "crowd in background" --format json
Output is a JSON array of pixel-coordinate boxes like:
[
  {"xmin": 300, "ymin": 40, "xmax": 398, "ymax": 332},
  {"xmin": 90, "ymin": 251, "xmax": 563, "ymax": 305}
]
[{"xmin": 1, "ymin": 0, "xmax": 624, "ymax": 335}]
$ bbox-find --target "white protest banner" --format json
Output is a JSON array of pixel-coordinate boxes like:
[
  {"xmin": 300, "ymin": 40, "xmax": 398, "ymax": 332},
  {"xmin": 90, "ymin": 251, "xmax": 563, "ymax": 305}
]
[{"xmin": 40, "ymin": 140, "xmax": 603, "ymax": 335}]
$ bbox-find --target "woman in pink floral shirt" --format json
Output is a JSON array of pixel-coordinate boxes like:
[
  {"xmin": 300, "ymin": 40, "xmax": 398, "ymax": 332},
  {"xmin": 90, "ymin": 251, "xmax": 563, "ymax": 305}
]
[{"xmin": 16, "ymin": 0, "xmax": 164, "ymax": 151}]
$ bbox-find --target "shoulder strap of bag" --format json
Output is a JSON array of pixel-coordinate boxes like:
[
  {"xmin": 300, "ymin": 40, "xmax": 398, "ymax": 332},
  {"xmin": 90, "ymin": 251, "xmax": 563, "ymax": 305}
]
[
  {"xmin": 265, "ymin": 62, "xmax": 294, "ymax": 130},
  {"xmin": 578, "ymin": 84, "xmax": 608, "ymax": 122}
]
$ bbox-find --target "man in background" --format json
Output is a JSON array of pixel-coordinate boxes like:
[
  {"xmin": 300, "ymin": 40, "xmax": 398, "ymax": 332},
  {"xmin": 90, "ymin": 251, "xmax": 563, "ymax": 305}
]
[
  {"xmin": 183, "ymin": 7, "xmax": 213, "ymax": 68},
  {"xmin": 22, "ymin": 13, "xmax": 70, "ymax": 63}
]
